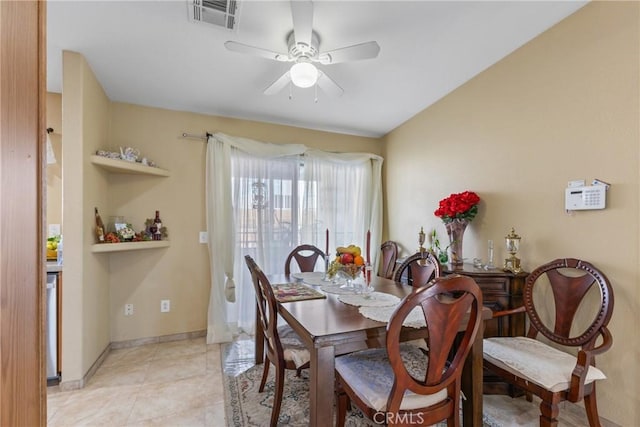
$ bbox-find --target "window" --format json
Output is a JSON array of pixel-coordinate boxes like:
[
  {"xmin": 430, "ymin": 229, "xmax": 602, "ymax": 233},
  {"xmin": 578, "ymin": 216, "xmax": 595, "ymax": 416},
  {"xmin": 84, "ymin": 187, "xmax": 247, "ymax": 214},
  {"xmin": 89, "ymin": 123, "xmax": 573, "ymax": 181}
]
[{"xmin": 205, "ymin": 133, "xmax": 382, "ymax": 342}]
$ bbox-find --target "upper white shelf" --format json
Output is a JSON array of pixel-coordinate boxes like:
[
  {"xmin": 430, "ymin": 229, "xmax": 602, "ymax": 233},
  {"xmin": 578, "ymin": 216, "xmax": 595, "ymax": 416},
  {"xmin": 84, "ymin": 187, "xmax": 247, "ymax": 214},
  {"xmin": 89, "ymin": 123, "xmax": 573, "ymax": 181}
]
[{"xmin": 90, "ymin": 155, "xmax": 170, "ymax": 177}]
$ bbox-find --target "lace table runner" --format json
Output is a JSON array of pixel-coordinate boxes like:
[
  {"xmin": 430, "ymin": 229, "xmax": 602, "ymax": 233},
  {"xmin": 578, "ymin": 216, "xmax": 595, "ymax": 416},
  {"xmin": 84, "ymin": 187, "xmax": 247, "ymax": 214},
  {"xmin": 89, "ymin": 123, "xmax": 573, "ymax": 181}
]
[
  {"xmin": 301, "ymin": 276, "xmax": 329, "ymax": 286},
  {"xmin": 359, "ymin": 305, "xmax": 427, "ymax": 328},
  {"xmin": 291, "ymin": 272, "xmax": 325, "ymax": 281},
  {"xmin": 319, "ymin": 283, "xmax": 361, "ymax": 295},
  {"xmin": 337, "ymin": 292, "xmax": 400, "ymax": 307}
]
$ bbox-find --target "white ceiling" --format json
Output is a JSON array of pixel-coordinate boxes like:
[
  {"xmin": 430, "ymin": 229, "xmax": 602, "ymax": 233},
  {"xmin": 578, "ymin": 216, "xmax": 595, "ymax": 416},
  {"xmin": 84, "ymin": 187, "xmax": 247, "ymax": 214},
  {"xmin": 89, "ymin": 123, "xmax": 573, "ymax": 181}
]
[{"xmin": 47, "ymin": 1, "xmax": 587, "ymax": 138}]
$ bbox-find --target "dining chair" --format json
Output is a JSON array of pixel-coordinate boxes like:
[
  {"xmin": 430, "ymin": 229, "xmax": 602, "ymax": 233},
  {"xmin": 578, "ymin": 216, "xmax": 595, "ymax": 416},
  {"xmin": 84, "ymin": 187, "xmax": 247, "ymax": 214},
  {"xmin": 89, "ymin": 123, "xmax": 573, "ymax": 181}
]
[
  {"xmin": 483, "ymin": 258, "xmax": 614, "ymax": 427},
  {"xmin": 244, "ymin": 255, "xmax": 311, "ymax": 427},
  {"xmin": 284, "ymin": 244, "xmax": 326, "ymax": 275},
  {"xmin": 393, "ymin": 250, "xmax": 441, "ymax": 287},
  {"xmin": 334, "ymin": 274, "xmax": 482, "ymax": 426},
  {"xmin": 378, "ymin": 240, "xmax": 399, "ymax": 279}
]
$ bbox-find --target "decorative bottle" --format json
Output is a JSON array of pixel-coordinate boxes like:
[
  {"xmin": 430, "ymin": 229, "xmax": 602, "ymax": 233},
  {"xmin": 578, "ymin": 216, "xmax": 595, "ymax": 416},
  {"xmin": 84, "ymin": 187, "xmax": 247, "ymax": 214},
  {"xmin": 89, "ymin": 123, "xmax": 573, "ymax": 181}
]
[
  {"xmin": 95, "ymin": 207, "xmax": 105, "ymax": 243},
  {"xmin": 153, "ymin": 210, "xmax": 162, "ymax": 241}
]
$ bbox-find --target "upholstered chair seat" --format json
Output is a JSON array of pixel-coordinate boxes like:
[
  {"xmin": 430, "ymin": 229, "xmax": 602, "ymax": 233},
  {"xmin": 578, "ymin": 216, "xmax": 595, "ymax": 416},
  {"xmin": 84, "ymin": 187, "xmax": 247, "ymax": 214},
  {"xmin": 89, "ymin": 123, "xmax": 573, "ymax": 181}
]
[
  {"xmin": 279, "ymin": 325, "xmax": 310, "ymax": 369},
  {"xmin": 336, "ymin": 343, "xmax": 448, "ymax": 412},
  {"xmin": 484, "ymin": 337, "xmax": 606, "ymax": 393}
]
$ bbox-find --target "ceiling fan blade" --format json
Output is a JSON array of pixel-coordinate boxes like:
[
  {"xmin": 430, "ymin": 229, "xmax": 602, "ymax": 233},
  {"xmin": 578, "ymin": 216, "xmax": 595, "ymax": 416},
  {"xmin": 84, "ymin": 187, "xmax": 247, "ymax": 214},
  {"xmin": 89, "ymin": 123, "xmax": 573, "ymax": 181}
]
[
  {"xmin": 317, "ymin": 71, "xmax": 343, "ymax": 97},
  {"xmin": 264, "ymin": 71, "xmax": 292, "ymax": 95},
  {"xmin": 290, "ymin": 0, "xmax": 313, "ymax": 47},
  {"xmin": 225, "ymin": 41, "xmax": 291, "ymax": 62},
  {"xmin": 317, "ymin": 41, "xmax": 380, "ymax": 65}
]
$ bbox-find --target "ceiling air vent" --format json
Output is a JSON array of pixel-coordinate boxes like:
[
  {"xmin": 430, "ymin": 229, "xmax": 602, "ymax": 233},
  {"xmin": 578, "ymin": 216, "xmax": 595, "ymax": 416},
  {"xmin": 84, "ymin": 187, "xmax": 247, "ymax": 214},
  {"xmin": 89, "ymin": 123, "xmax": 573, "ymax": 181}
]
[{"xmin": 189, "ymin": 0, "xmax": 239, "ymax": 31}]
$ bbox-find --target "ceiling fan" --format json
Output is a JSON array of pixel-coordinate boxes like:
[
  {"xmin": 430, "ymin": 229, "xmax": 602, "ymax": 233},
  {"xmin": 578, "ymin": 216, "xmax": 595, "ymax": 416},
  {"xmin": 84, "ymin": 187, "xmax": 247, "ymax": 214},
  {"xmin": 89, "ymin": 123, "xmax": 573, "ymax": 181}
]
[{"xmin": 224, "ymin": 0, "xmax": 380, "ymax": 97}]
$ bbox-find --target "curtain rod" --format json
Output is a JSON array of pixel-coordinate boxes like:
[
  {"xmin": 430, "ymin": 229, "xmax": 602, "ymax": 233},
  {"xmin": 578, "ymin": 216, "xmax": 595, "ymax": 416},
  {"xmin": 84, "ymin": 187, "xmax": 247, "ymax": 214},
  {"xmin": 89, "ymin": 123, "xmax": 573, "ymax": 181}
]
[{"xmin": 181, "ymin": 132, "xmax": 212, "ymax": 141}]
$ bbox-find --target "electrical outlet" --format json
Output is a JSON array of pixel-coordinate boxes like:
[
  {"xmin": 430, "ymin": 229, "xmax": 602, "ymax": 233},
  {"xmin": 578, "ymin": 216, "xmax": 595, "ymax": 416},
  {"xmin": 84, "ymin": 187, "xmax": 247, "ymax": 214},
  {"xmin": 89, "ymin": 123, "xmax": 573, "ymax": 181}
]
[
  {"xmin": 160, "ymin": 299, "xmax": 170, "ymax": 313},
  {"xmin": 199, "ymin": 231, "xmax": 208, "ymax": 244},
  {"xmin": 124, "ymin": 304, "xmax": 134, "ymax": 316}
]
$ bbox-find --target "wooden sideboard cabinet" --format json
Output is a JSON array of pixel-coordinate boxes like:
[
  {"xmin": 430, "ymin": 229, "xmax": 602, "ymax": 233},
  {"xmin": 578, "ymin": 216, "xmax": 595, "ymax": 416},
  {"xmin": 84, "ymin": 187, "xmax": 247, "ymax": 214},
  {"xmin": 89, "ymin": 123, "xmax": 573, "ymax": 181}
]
[{"xmin": 443, "ymin": 263, "xmax": 529, "ymax": 395}]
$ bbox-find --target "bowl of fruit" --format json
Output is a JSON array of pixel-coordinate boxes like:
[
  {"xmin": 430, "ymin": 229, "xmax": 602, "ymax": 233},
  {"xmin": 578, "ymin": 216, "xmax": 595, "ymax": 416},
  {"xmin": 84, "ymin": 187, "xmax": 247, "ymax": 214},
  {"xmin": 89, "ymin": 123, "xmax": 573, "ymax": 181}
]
[
  {"xmin": 327, "ymin": 245, "xmax": 365, "ymax": 289},
  {"xmin": 46, "ymin": 235, "xmax": 60, "ymax": 260}
]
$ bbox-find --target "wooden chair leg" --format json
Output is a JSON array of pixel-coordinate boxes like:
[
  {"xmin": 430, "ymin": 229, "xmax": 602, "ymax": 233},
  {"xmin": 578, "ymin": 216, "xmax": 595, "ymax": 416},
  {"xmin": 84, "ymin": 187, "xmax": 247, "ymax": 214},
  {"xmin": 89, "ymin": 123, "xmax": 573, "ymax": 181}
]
[
  {"xmin": 259, "ymin": 357, "xmax": 270, "ymax": 393},
  {"xmin": 270, "ymin": 365, "xmax": 285, "ymax": 427},
  {"xmin": 336, "ymin": 390, "xmax": 349, "ymax": 427},
  {"xmin": 448, "ymin": 384, "xmax": 460, "ymax": 426},
  {"xmin": 584, "ymin": 387, "xmax": 602, "ymax": 427},
  {"xmin": 539, "ymin": 399, "xmax": 559, "ymax": 427}
]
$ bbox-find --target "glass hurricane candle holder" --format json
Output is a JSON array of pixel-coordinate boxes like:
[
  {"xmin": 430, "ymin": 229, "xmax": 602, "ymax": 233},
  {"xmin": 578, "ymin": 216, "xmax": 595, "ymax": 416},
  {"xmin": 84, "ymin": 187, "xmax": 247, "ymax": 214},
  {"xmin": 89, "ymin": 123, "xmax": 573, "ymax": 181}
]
[{"xmin": 503, "ymin": 228, "xmax": 522, "ymax": 273}]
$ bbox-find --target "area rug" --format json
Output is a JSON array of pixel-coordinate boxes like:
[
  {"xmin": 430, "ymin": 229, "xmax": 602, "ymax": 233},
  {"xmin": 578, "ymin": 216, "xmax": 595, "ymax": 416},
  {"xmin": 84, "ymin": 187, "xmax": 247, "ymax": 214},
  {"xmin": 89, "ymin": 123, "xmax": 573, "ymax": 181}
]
[{"xmin": 221, "ymin": 342, "xmax": 500, "ymax": 426}]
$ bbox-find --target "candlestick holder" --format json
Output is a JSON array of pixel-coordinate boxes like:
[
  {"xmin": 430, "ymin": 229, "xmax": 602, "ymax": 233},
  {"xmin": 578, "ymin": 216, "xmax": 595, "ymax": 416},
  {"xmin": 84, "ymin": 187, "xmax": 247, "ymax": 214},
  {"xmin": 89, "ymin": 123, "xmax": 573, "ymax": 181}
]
[
  {"xmin": 418, "ymin": 226, "xmax": 426, "ymax": 252},
  {"xmin": 323, "ymin": 256, "xmax": 331, "ymax": 281},
  {"xmin": 485, "ymin": 239, "xmax": 495, "ymax": 270}
]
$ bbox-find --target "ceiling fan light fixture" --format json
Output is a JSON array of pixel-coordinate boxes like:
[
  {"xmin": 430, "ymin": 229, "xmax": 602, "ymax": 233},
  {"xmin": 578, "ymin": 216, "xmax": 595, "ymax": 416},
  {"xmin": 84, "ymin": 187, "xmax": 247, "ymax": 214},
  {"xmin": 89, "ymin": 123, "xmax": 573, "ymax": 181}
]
[{"xmin": 290, "ymin": 62, "xmax": 318, "ymax": 88}]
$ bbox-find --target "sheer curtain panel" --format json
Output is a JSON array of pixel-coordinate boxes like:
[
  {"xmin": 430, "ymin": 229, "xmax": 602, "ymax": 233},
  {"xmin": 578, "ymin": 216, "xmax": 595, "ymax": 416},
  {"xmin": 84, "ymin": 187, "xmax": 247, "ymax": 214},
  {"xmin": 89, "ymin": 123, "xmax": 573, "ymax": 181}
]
[{"xmin": 205, "ymin": 133, "xmax": 382, "ymax": 343}]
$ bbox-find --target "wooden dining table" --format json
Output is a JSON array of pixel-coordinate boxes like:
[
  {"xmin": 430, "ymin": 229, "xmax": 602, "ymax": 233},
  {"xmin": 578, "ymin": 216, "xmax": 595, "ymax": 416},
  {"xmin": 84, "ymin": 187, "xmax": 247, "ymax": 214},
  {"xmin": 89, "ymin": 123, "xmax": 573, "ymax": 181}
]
[{"xmin": 254, "ymin": 273, "xmax": 491, "ymax": 427}]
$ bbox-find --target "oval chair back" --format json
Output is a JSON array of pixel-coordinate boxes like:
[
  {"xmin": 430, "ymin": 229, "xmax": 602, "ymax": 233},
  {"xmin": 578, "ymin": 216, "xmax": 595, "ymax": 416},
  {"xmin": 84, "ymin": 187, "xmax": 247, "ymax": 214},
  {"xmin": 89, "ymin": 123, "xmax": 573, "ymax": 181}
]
[
  {"xmin": 284, "ymin": 244, "xmax": 325, "ymax": 275},
  {"xmin": 378, "ymin": 240, "xmax": 399, "ymax": 279},
  {"xmin": 393, "ymin": 250, "xmax": 441, "ymax": 287}
]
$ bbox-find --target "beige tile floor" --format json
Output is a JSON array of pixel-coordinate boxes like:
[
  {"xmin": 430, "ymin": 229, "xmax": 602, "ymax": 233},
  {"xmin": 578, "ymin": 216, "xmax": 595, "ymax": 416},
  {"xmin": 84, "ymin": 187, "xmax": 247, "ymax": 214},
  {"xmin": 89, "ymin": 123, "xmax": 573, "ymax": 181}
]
[
  {"xmin": 47, "ymin": 337, "xmax": 226, "ymax": 426},
  {"xmin": 47, "ymin": 336, "xmax": 617, "ymax": 427}
]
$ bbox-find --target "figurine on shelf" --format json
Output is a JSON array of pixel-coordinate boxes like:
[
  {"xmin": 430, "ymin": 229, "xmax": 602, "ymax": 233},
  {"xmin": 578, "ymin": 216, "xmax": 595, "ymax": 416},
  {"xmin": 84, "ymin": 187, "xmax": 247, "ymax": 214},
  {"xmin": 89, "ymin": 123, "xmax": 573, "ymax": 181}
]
[
  {"xmin": 95, "ymin": 207, "xmax": 105, "ymax": 243},
  {"xmin": 119, "ymin": 146, "xmax": 140, "ymax": 162}
]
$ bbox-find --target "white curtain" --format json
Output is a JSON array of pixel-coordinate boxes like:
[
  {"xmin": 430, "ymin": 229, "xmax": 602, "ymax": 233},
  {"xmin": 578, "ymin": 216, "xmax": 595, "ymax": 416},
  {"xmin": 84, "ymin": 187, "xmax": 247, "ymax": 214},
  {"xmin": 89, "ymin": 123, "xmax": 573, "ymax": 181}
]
[
  {"xmin": 205, "ymin": 137, "xmax": 233, "ymax": 343},
  {"xmin": 205, "ymin": 133, "xmax": 383, "ymax": 343},
  {"xmin": 303, "ymin": 150, "xmax": 383, "ymax": 266},
  {"xmin": 228, "ymin": 150, "xmax": 303, "ymax": 333}
]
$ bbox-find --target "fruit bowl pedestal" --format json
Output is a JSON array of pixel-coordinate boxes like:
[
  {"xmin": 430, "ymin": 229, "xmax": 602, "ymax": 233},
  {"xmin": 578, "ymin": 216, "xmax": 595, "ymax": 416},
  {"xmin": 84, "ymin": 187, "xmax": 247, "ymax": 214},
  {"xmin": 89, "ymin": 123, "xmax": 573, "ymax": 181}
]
[{"xmin": 337, "ymin": 264, "xmax": 363, "ymax": 291}]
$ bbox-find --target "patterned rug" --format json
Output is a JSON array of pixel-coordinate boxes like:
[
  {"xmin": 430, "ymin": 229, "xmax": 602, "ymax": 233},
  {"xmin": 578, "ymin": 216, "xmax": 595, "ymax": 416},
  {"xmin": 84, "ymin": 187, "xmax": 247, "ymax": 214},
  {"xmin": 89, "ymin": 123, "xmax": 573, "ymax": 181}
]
[{"xmin": 221, "ymin": 342, "xmax": 500, "ymax": 426}]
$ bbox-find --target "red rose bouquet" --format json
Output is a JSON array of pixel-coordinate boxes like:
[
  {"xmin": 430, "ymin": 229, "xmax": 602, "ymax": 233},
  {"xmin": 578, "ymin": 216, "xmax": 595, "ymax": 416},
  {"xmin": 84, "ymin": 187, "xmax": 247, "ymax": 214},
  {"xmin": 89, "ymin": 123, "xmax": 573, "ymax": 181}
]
[{"xmin": 434, "ymin": 191, "xmax": 480, "ymax": 224}]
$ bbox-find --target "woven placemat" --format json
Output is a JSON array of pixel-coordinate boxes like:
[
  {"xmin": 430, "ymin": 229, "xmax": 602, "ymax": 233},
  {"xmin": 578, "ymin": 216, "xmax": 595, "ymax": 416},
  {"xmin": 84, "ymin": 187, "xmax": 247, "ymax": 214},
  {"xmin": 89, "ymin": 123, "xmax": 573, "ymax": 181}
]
[{"xmin": 272, "ymin": 282, "xmax": 327, "ymax": 303}]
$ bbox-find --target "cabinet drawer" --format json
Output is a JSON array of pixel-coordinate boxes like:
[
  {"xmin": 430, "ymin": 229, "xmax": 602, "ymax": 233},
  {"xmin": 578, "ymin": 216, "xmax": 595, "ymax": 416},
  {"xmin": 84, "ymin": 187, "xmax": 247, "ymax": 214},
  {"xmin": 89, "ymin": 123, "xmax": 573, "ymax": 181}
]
[{"xmin": 472, "ymin": 277, "xmax": 510, "ymax": 293}]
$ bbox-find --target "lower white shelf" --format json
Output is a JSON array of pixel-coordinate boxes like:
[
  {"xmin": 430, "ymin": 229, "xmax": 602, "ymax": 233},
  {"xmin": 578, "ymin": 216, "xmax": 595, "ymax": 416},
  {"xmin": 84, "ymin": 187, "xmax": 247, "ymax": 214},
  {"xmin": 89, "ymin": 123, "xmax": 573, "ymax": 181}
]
[{"xmin": 91, "ymin": 240, "xmax": 170, "ymax": 253}]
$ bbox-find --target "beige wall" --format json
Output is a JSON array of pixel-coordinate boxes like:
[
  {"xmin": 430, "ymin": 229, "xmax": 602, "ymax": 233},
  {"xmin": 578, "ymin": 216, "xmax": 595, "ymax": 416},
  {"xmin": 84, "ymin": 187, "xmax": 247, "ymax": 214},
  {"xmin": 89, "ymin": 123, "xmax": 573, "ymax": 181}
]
[
  {"xmin": 106, "ymin": 104, "xmax": 381, "ymax": 342},
  {"xmin": 61, "ymin": 51, "xmax": 112, "ymax": 385},
  {"xmin": 383, "ymin": 2, "xmax": 639, "ymax": 424}
]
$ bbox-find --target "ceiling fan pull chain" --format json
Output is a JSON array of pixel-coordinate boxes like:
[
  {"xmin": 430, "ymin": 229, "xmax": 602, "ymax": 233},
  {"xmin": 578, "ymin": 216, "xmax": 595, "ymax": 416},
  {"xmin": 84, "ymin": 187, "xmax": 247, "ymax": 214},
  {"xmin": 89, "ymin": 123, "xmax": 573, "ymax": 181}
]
[
  {"xmin": 289, "ymin": 81, "xmax": 293, "ymax": 100},
  {"xmin": 314, "ymin": 83, "xmax": 318, "ymax": 103}
]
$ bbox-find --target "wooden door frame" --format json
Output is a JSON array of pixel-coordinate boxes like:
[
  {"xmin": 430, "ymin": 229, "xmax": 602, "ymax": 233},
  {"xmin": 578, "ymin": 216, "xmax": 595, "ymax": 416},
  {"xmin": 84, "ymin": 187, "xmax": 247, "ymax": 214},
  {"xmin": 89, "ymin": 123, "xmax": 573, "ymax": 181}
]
[{"xmin": 0, "ymin": 1, "xmax": 47, "ymax": 425}]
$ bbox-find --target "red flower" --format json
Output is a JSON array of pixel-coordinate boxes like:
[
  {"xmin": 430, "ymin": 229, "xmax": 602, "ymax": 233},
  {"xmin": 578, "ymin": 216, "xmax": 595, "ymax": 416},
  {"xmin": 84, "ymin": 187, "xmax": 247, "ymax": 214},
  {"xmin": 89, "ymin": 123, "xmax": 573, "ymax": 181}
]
[{"xmin": 434, "ymin": 191, "xmax": 480, "ymax": 223}]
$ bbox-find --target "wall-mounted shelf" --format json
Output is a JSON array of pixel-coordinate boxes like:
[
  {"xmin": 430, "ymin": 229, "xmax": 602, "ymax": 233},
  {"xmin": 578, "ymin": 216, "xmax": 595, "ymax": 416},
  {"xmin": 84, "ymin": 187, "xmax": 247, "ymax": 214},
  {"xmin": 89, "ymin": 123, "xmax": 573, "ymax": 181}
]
[
  {"xmin": 90, "ymin": 155, "xmax": 170, "ymax": 177},
  {"xmin": 91, "ymin": 240, "xmax": 170, "ymax": 253}
]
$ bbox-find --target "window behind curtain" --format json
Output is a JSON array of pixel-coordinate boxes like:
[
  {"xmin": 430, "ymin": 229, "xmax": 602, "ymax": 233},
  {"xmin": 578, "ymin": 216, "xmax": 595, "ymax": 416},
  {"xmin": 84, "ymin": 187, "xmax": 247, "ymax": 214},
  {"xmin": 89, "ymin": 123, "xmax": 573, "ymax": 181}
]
[{"xmin": 228, "ymin": 150, "xmax": 373, "ymax": 334}]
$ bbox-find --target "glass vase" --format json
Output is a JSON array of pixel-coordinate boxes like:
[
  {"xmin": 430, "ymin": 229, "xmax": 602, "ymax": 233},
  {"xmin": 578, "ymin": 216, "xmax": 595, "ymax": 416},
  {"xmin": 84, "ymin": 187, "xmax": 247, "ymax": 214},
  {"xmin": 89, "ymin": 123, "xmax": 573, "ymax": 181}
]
[{"xmin": 445, "ymin": 218, "xmax": 469, "ymax": 270}]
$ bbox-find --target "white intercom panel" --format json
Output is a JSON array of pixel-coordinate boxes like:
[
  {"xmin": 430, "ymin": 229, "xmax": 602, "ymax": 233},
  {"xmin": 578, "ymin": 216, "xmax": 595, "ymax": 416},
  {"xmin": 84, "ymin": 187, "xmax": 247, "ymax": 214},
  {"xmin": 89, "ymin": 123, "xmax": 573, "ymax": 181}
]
[{"xmin": 565, "ymin": 185, "xmax": 606, "ymax": 210}]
